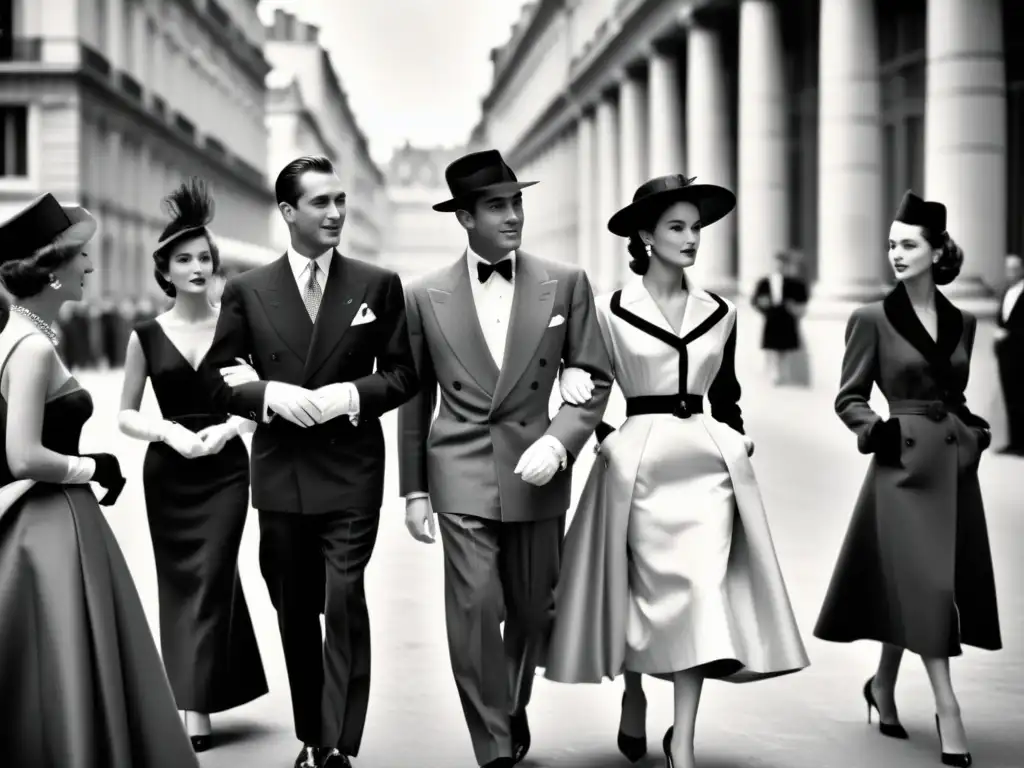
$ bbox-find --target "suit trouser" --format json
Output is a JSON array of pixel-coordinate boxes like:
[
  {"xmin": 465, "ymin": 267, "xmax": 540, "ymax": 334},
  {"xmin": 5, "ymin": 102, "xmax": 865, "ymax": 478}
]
[
  {"xmin": 996, "ymin": 339, "xmax": 1024, "ymax": 448},
  {"xmin": 259, "ymin": 509, "xmax": 380, "ymax": 754},
  {"xmin": 437, "ymin": 512, "xmax": 563, "ymax": 766}
]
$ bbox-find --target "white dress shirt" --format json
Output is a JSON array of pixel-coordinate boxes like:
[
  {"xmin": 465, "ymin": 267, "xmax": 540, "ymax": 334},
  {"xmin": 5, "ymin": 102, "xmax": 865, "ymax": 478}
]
[
  {"xmin": 287, "ymin": 245, "xmax": 332, "ymax": 294},
  {"xmin": 768, "ymin": 272, "xmax": 784, "ymax": 306},
  {"xmin": 467, "ymin": 245, "xmax": 516, "ymax": 366},
  {"xmin": 261, "ymin": 246, "xmax": 359, "ymax": 423},
  {"xmin": 404, "ymin": 246, "xmax": 567, "ymax": 503},
  {"xmin": 1002, "ymin": 279, "xmax": 1023, "ymax": 324}
]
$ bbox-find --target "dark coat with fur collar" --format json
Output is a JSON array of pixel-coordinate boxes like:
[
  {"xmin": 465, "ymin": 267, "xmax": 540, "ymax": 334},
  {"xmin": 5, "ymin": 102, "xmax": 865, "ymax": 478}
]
[{"xmin": 814, "ymin": 282, "xmax": 1001, "ymax": 656}]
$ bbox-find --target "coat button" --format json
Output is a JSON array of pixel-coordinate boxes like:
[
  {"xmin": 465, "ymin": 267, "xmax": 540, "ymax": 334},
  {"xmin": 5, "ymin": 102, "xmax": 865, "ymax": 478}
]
[
  {"xmin": 520, "ymin": 421, "xmax": 526, "ymax": 427},
  {"xmin": 530, "ymin": 382, "xmax": 539, "ymax": 390},
  {"xmin": 945, "ymin": 434, "xmax": 956, "ymax": 444},
  {"xmin": 453, "ymin": 381, "xmax": 462, "ymax": 390},
  {"xmin": 539, "ymin": 359, "xmax": 547, "ymax": 367},
  {"xmin": 905, "ymin": 438, "xmax": 914, "ymax": 447},
  {"xmin": 271, "ymin": 353, "xmax": 279, "ymax": 361}
]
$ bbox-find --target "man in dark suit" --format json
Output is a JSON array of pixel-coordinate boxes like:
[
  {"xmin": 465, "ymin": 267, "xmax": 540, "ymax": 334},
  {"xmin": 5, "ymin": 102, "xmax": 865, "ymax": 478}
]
[
  {"xmin": 996, "ymin": 253, "xmax": 1024, "ymax": 455},
  {"xmin": 398, "ymin": 150, "xmax": 613, "ymax": 768},
  {"xmin": 205, "ymin": 156, "xmax": 418, "ymax": 768}
]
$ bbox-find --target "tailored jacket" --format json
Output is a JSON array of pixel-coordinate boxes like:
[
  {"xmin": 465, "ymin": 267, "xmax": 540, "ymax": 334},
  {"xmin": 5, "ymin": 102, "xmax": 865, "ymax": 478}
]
[{"xmin": 397, "ymin": 250, "xmax": 612, "ymax": 522}]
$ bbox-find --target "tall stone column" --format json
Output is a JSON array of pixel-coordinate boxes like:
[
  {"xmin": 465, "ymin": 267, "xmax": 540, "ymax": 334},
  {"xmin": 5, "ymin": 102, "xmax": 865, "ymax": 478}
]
[
  {"xmin": 575, "ymin": 108, "xmax": 596, "ymax": 273},
  {"xmin": 815, "ymin": 0, "xmax": 886, "ymax": 305},
  {"xmin": 737, "ymin": 0, "xmax": 789, "ymax": 296},
  {"xmin": 106, "ymin": 0, "xmax": 124, "ymax": 69},
  {"xmin": 924, "ymin": 0, "xmax": 1006, "ymax": 299},
  {"xmin": 686, "ymin": 22, "xmax": 736, "ymax": 295},
  {"xmin": 595, "ymin": 93, "xmax": 620, "ymax": 292},
  {"xmin": 647, "ymin": 41, "xmax": 684, "ymax": 177},
  {"xmin": 617, "ymin": 67, "xmax": 646, "ymax": 286}
]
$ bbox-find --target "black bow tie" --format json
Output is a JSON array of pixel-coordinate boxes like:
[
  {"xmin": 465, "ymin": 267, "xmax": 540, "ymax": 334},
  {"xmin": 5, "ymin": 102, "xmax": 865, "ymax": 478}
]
[{"xmin": 477, "ymin": 258, "xmax": 513, "ymax": 283}]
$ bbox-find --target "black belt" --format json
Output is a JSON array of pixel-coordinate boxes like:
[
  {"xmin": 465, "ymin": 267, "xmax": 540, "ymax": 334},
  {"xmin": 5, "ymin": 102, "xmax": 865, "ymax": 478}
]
[{"xmin": 625, "ymin": 394, "xmax": 704, "ymax": 419}]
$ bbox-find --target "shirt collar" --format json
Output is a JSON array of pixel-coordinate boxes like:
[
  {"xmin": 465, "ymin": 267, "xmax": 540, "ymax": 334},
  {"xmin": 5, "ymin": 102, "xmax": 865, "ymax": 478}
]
[
  {"xmin": 287, "ymin": 246, "xmax": 334, "ymax": 282},
  {"xmin": 466, "ymin": 244, "xmax": 514, "ymax": 281}
]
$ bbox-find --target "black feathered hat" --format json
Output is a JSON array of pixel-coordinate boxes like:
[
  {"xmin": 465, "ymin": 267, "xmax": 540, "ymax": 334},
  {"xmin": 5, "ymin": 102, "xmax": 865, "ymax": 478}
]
[{"xmin": 154, "ymin": 177, "xmax": 216, "ymax": 254}]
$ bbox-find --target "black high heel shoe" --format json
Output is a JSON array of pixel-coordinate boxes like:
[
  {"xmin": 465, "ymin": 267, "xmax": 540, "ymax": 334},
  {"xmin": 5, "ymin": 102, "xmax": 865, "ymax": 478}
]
[
  {"xmin": 662, "ymin": 727, "xmax": 674, "ymax": 768},
  {"xmin": 935, "ymin": 714, "xmax": 972, "ymax": 767},
  {"xmin": 190, "ymin": 734, "xmax": 212, "ymax": 753},
  {"xmin": 863, "ymin": 676, "xmax": 909, "ymax": 739},
  {"xmin": 617, "ymin": 692, "xmax": 647, "ymax": 763}
]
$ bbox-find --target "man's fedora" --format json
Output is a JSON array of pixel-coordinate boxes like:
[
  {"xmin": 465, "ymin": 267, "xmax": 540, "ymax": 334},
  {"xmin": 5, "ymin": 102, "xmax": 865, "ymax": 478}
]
[
  {"xmin": 607, "ymin": 174, "xmax": 736, "ymax": 237},
  {"xmin": 0, "ymin": 193, "xmax": 98, "ymax": 265},
  {"xmin": 432, "ymin": 149, "xmax": 538, "ymax": 213}
]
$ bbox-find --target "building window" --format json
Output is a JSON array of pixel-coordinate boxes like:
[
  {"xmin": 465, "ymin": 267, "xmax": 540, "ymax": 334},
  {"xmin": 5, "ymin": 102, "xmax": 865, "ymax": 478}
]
[{"xmin": 0, "ymin": 105, "xmax": 28, "ymax": 178}]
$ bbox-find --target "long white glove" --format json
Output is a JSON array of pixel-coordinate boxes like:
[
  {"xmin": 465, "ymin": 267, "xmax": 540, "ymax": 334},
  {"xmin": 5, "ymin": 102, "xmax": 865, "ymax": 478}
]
[{"xmin": 117, "ymin": 410, "xmax": 206, "ymax": 459}]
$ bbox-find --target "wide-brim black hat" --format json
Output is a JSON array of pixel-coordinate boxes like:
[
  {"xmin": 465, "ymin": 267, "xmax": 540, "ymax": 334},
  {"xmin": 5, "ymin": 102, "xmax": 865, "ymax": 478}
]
[
  {"xmin": 607, "ymin": 175, "xmax": 736, "ymax": 237},
  {"xmin": 433, "ymin": 149, "xmax": 537, "ymax": 212},
  {"xmin": 0, "ymin": 193, "xmax": 97, "ymax": 264}
]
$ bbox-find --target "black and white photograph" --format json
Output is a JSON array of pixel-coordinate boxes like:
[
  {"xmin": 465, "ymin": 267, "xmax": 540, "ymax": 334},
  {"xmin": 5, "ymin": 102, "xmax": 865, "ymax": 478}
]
[{"xmin": 0, "ymin": 1, "xmax": 1021, "ymax": 766}]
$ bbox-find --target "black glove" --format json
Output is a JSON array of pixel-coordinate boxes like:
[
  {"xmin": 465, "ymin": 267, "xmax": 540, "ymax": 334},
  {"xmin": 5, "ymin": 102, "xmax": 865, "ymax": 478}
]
[
  {"xmin": 594, "ymin": 421, "xmax": 617, "ymax": 444},
  {"xmin": 83, "ymin": 452, "xmax": 126, "ymax": 506},
  {"xmin": 866, "ymin": 418, "xmax": 902, "ymax": 468},
  {"xmin": 978, "ymin": 427, "xmax": 992, "ymax": 451}
]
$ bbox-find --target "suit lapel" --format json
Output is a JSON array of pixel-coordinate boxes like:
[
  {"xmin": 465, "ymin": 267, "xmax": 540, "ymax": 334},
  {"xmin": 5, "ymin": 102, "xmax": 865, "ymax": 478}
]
[
  {"xmin": 611, "ymin": 276, "xmax": 726, "ymax": 349},
  {"xmin": 678, "ymin": 288, "xmax": 720, "ymax": 343},
  {"xmin": 427, "ymin": 256, "xmax": 499, "ymax": 393},
  {"xmin": 255, "ymin": 255, "xmax": 313, "ymax": 362},
  {"xmin": 882, "ymin": 281, "xmax": 963, "ymax": 372},
  {"xmin": 492, "ymin": 252, "xmax": 556, "ymax": 409},
  {"xmin": 303, "ymin": 251, "xmax": 367, "ymax": 382}
]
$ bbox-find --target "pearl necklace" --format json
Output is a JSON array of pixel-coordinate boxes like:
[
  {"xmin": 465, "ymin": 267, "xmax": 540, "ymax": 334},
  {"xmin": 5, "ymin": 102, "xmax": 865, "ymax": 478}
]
[{"xmin": 9, "ymin": 305, "xmax": 59, "ymax": 347}]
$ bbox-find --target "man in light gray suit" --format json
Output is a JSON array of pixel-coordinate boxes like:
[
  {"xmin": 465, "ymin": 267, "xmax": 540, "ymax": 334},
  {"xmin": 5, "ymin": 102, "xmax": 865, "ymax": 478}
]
[{"xmin": 398, "ymin": 150, "xmax": 612, "ymax": 768}]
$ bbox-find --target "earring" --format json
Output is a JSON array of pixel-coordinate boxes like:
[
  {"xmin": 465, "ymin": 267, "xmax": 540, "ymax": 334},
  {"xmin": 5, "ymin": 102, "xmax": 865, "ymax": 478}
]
[
  {"xmin": 48, "ymin": 274, "xmax": 62, "ymax": 290},
  {"xmin": 644, "ymin": 243, "xmax": 652, "ymax": 258}
]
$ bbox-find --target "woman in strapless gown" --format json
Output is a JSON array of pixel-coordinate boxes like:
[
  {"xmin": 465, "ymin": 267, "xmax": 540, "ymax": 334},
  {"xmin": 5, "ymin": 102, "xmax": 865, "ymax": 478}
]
[
  {"xmin": 0, "ymin": 193, "xmax": 198, "ymax": 766},
  {"xmin": 545, "ymin": 176, "xmax": 808, "ymax": 768},
  {"xmin": 118, "ymin": 179, "xmax": 267, "ymax": 752}
]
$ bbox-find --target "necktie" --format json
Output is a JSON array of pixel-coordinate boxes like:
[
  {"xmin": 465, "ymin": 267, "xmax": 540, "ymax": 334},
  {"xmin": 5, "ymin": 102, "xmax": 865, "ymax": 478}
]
[
  {"xmin": 303, "ymin": 261, "xmax": 322, "ymax": 322},
  {"xmin": 477, "ymin": 258, "xmax": 513, "ymax": 283}
]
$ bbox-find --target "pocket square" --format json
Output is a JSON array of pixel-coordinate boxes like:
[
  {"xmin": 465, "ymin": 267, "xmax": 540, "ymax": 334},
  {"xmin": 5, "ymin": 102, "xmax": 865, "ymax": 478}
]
[
  {"xmin": 548, "ymin": 314, "xmax": 565, "ymax": 328},
  {"xmin": 351, "ymin": 304, "xmax": 376, "ymax": 326}
]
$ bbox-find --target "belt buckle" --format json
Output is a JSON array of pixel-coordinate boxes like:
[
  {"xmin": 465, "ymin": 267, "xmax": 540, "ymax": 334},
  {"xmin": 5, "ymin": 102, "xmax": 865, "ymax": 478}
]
[
  {"xmin": 925, "ymin": 402, "xmax": 947, "ymax": 422},
  {"xmin": 673, "ymin": 399, "xmax": 691, "ymax": 419}
]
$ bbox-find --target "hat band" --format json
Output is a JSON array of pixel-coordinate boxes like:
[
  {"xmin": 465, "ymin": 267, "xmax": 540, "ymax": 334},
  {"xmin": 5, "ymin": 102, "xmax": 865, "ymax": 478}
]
[
  {"xmin": 155, "ymin": 224, "xmax": 210, "ymax": 251},
  {"xmin": 447, "ymin": 165, "xmax": 519, "ymax": 198}
]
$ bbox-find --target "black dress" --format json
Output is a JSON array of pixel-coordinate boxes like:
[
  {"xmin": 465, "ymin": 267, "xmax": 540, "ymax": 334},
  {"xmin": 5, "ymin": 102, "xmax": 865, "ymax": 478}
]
[
  {"xmin": 752, "ymin": 274, "xmax": 808, "ymax": 351},
  {"xmin": 135, "ymin": 319, "xmax": 267, "ymax": 713},
  {"xmin": 0, "ymin": 355, "xmax": 199, "ymax": 766}
]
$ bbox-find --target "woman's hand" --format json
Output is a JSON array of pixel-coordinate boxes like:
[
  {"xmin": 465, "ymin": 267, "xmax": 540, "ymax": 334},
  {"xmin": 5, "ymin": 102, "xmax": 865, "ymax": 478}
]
[
  {"xmin": 196, "ymin": 423, "xmax": 237, "ymax": 455},
  {"xmin": 162, "ymin": 423, "xmax": 207, "ymax": 459},
  {"xmin": 559, "ymin": 367, "xmax": 595, "ymax": 405},
  {"xmin": 219, "ymin": 357, "xmax": 260, "ymax": 387}
]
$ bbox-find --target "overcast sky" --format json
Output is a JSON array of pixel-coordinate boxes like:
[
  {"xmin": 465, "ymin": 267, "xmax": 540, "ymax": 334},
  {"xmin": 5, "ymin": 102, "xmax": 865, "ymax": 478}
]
[{"xmin": 258, "ymin": 0, "xmax": 530, "ymax": 166}]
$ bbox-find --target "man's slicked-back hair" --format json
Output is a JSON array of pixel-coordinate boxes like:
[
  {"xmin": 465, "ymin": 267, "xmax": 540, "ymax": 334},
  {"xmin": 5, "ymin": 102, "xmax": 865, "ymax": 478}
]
[{"xmin": 275, "ymin": 156, "xmax": 335, "ymax": 208}]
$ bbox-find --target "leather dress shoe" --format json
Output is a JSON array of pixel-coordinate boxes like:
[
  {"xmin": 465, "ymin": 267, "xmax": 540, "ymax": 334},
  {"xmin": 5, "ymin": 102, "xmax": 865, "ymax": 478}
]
[
  {"xmin": 482, "ymin": 759, "xmax": 514, "ymax": 768},
  {"xmin": 293, "ymin": 745, "xmax": 320, "ymax": 768},
  {"xmin": 321, "ymin": 749, "xmax": 352, "ymax": 767},
  {"xmin": 510, "ymin": 711, "xmax": 530, "ymax": 763}
]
